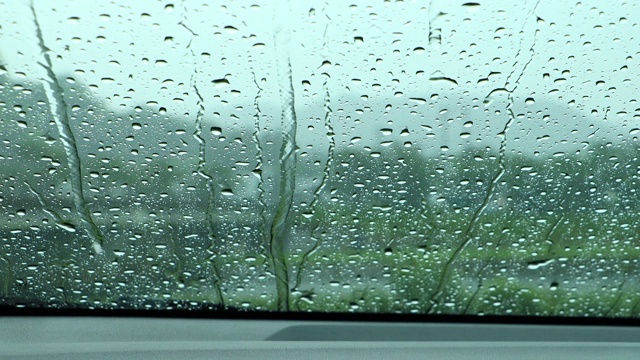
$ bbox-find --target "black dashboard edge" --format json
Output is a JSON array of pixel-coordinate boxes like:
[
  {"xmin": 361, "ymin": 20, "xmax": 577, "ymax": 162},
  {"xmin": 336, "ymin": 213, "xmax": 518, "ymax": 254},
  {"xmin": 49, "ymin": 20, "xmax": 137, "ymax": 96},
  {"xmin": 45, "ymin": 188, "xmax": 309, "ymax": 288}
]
[{"xmin": 2, "ymin": 305, "xmax": 640, "ymax": 328}]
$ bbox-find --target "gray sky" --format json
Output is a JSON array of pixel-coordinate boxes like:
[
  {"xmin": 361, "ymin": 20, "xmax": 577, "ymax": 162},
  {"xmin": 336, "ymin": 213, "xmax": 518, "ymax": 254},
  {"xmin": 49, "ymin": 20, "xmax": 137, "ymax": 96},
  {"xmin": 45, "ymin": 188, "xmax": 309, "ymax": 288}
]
[{"xmin": 2, "ymin": 0, "xmax": 639, "ymax": 155}]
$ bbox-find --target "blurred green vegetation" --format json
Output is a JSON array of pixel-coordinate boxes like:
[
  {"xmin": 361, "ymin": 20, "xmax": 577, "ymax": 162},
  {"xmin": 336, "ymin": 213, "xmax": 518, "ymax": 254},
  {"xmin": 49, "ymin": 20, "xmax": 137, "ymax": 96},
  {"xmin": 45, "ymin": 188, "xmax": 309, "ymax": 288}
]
[{"xmin": 1, "ymin": 74, "xmax": 639, "ymax": 318}]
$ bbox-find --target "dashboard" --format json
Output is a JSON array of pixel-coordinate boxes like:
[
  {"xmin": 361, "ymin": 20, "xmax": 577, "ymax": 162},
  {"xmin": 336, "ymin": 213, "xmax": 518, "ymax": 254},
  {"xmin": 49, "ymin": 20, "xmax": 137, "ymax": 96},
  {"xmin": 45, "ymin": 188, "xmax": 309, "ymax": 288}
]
[{"xmin": 2, "ymin": 316, "xmax": 640, "ymax": 359}]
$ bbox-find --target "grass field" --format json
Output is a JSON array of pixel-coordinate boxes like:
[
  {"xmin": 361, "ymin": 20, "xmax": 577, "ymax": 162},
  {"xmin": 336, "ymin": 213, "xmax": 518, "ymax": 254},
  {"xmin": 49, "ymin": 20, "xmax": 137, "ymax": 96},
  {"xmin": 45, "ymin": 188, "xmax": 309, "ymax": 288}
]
[{"xmin": 2, "ymin": 204, "xmax": 638, "ymax": 319}]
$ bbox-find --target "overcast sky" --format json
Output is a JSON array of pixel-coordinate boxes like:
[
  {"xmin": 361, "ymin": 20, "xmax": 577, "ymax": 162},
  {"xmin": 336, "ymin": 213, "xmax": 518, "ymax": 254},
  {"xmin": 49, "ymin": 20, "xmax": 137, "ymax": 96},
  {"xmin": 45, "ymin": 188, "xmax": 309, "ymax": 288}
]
[{"xmin": 1, "ymin": 0, "xmax": 639, "ymax": 155}]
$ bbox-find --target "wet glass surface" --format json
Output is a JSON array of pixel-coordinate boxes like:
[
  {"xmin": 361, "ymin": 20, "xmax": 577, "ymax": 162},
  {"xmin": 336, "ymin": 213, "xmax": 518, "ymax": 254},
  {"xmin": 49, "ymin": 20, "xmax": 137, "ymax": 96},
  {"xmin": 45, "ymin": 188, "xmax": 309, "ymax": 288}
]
[{"xmin": 1, "ymin": 0, "xmax": 639, "ymax": 317}]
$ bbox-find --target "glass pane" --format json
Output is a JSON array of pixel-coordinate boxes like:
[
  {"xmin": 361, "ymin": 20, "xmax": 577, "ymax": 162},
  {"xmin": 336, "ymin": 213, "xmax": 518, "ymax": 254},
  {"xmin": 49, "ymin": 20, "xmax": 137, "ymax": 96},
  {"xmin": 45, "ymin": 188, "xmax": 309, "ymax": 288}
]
[{"xmin": 1, "ymin": 0, "xmax": 639, "ymax": 317}]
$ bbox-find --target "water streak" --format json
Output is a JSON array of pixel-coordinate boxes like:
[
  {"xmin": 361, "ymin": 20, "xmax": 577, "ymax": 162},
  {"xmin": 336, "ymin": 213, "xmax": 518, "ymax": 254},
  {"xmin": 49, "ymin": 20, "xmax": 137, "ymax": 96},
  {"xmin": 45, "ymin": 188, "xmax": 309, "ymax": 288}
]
[
  {"xmin": 191, "ymin": 69, "xmax": 225, "ymax": 307},
  {"xmin": 31, "ymin": 1, "xmax": 104, "ymax": 254},
  {"xmin": 428, "ymin": 0, "xmax": 541, "ymax": 312},
  {"xmin": 293, "ymin": 75, "xmax": 334, "ymax": 295},
  {"xmin": 270, "ymin": 1, "xmax": 299, "ymax": 311},
  {"xmin": 25, "ymin": 181, "xmax": 76, "ymax": 233},
  {"xmin": 251, "ymin": 71, "xmax": 270, "ymax": 266}
]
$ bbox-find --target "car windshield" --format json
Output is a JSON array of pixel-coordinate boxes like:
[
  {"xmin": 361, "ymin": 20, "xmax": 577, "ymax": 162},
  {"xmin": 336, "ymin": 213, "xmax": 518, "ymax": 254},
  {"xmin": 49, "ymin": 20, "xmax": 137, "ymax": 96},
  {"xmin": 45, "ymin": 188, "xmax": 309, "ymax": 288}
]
[{"xmin": 1, "ymin": 0, "xmax": 639, "ymax": 318}]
